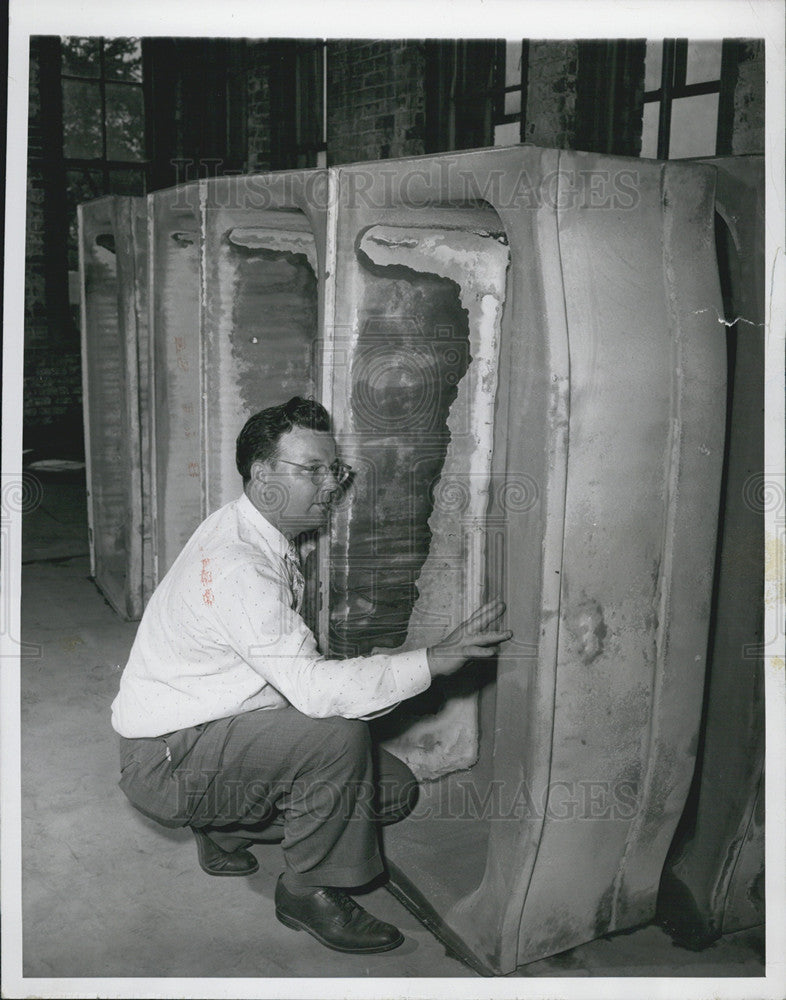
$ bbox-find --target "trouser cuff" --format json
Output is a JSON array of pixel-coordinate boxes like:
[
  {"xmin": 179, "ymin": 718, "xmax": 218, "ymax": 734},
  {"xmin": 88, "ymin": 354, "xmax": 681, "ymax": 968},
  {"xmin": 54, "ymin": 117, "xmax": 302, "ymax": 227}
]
[{"xmin": 284, "ymin": 852, "xmax": 384, "ymax": 889}]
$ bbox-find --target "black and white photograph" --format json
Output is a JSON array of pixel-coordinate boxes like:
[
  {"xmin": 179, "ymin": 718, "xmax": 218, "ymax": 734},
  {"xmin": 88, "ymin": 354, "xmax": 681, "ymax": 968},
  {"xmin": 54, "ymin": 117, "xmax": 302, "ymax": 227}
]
[{"xmin": 2, "ymin": 1, "xmax": 784, "ymax": 997}]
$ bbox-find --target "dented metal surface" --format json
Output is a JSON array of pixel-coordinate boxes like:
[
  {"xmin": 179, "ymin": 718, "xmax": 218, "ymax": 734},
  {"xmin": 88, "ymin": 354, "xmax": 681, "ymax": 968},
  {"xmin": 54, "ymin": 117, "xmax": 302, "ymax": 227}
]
[
  {"xmin": 492, "ymin": 156, "xmax": 726, "ymax": 968},
  {"xmin": 323, "ymin": 148, "xmax": 726, "ymax": 973}
]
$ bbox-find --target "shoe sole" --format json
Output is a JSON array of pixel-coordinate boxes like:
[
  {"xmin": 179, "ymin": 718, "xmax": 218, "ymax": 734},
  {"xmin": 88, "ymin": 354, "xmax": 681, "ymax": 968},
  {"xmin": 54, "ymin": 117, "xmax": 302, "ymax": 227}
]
[
  {"xmin": 275, "ymin": 909, "xmax": 404, "ymax": 954},
  {"xmin": 199, "ymin": 861, "xmax": 260, "ymax": 876}
]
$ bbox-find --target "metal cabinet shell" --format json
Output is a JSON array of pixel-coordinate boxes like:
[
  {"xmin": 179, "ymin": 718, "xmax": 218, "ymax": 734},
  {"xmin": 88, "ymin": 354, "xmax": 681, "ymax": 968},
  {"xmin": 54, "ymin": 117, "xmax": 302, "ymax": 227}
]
[
  {"xmin": 147, "ymin": 184, "xmax": 203, "ymax": 582},
  {"xmin": 82, "ymin": 174, "xmax": 328, "ymax": 607},
  {"xmin": 658, "ymin": 155, "xmax": 765, "ymax": 948},
  {"xmin": 199, "ymin": 172, "xmax": 327, "ymax": 515},
  {"xmin": 321, "ymin": 147, "xmax": 727, "ymax": 973},
  {"xmin": 79, "ymin": 195, "xmax": 152, "ymax": 619},
  {"xmin": 146, "ymin": 173, "xmax": 327, "ymax": 584},
  {"xmin": 80, "ymin": 147, "xmax": 740, "ymax": 973}
]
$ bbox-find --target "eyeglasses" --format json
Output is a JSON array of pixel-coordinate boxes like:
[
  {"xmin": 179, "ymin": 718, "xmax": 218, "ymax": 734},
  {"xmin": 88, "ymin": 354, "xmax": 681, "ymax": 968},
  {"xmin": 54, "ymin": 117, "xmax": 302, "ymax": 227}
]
[{"xmin": 276, "ymin": 459, "xmax": 352, "ymax": 486}]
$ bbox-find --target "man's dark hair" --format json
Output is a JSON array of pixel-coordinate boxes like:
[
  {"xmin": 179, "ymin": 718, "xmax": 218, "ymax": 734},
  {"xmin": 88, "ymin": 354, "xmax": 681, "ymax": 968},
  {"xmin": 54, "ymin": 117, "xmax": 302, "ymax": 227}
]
[{"xmin": 236, "ymin": 396, "xmax": 332, "ymax": 483}]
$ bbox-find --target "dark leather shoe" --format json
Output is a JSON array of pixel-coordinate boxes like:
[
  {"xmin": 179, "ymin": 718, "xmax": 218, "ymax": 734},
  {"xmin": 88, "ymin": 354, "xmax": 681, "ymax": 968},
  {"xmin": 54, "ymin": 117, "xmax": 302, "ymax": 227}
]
[
  {"xmin": 274, "ymin": 875, "xmax": 404, "ymax": 953},
  {"xmin": 191, "ymin": 827, "xmax": 259, "ymax": 876}
]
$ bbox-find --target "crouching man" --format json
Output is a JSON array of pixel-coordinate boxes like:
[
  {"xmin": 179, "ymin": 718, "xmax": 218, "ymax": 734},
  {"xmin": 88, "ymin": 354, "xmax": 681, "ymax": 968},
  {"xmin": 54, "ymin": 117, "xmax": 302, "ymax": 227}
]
[{"xmin": 111, "ymin": 396, "xmax": 511, "ymax": 955}]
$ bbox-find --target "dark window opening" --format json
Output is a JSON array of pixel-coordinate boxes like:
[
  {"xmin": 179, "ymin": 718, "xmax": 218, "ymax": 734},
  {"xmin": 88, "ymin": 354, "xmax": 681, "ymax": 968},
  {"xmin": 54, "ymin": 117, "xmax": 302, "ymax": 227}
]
[{"xmin": 426, "ymin": 40, "xmax": 522, "ymax": 153}]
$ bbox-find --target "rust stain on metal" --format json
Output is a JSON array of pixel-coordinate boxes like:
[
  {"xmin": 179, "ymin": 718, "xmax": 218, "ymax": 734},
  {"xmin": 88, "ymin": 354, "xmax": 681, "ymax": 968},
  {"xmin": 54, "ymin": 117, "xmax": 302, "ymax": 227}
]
[
  {"xmin": 359, "ymin": 223, "xmax": 510, "ymax": 779},
  {"xmin": 227, "ymin": 225, "xmax": 318, "ymax": 276}
]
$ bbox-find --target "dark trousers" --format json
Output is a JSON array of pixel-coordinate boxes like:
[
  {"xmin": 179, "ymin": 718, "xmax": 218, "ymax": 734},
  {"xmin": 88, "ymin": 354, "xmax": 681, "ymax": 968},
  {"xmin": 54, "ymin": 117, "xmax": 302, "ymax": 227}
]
[{"xmin": 118, "ymin": 707, "xmax": 418, "ymax": 888}]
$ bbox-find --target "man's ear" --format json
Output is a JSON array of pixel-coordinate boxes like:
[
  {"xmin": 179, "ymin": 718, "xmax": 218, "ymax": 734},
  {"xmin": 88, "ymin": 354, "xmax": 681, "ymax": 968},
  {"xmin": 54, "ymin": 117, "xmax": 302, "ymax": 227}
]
[{"xmin": 249, "ymin": 459, "xmax": 269, "ymax": 486}]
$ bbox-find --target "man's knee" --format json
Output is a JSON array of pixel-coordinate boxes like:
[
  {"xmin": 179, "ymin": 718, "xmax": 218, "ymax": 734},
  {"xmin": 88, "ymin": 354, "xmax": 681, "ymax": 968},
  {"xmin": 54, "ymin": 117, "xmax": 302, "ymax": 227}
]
[
  {"xmin": 375, "ymin": 750, "xmax": 420, "ymax": 824},
  {"xmin": 309, "ymin": 716, "xmax": 371, "ymax": 769},
  {"xmin": 382, "ymin": 775, "xmax": 419, "ymax": 824}
]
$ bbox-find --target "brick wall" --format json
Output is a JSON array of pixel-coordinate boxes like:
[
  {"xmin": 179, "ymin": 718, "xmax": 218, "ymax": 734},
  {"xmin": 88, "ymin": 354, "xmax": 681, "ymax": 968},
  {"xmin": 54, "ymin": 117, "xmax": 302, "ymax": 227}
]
[
  {"xmin": 24, "ymin": 352, "xmax": 84, "ymax": 449},
  {"xmin": 25, "ymin": 169, "xmax": 48, "ymax": 344},
  {"xmin": 25, "ymin": 41, "xmax": 48, "ymax": 350},
  {"xmin": 22, "ymin": 37, "xmax": 766, "ymax": 458},
  {"xmin": 24, "ymin": 39, "xmax": 83, "ymax": 453},
  {"xmin": 732, "ymin": 41, "xmax": 765, "ymax": 155},
  {"xmin": 326, "ymin": 41, "xmax": 426, "ymax": 165},
  {"xmin": 245, "ymin": 41, "xmax": 272, "ymax": 173},
  {"xmin": 23, "ymin": 343, "xmax": 85, "ymax": 455},
  {"xmin": 523, "ymin": 41, "xmax": 579, "ymax": 149}
]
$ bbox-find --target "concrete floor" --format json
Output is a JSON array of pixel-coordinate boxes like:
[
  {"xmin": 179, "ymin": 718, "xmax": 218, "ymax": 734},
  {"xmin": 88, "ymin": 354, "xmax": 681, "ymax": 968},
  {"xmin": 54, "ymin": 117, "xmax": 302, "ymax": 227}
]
[{"xmin": 17, "ymin": 473, "xmax": 766, "ymax": 985}]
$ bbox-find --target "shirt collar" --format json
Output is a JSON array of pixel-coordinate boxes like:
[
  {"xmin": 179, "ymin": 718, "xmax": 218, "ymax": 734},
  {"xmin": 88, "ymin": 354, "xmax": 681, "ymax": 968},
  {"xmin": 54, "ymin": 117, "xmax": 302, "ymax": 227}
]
[{"xmin": 236, "ymin": 491, "xmax": 291, "ymax": 559}]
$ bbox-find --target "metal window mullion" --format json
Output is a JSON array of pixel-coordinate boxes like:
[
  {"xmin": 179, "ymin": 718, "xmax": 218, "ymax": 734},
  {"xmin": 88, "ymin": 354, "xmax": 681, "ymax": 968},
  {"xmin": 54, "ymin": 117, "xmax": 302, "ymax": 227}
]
[
  {"xmin": 604, "ymin": 40, "xmax": 619, "ymax": 155},
  {"xmin": 62, "ymin": 73, "xmax": 140, "ymax": 88},
  {"xmin": 673, "ymin": 80, "xmax": 722, "ymax": 99},
  {"xmin": 448, "ymin": 42, "xmax": 458, "ymax": 149},
  {"xmin": 673, "ymin": 39, "xmax": 688, "ymax": 89},
  {"xmin": 519, "ymin": 40, "xmax": 529, "ymax": 142},
  {"xmin": 294, "ymin": 48, "xmax": 303, "ymax": 149},
  {"xmin": 98, "ymin": 37, "xmax": 109, "ymax": 190},
  {"xmin": 657, "ymin": 39, "xmax": 676, "ymax": 159},
  {"xmin": 137, "ymin": 46, "xmax": 148, "ymax": 174},
  {"xmin": 64, "ymin": 157, "xmax": 151, "ymax": 170},
  {"xmin": 492, "ymin": 39, "xmax": 506, "ymax": 124},
  {"xmin": 321, "ymin": 40, "xmax": 327, "ymax": 149},
  {"xmin": 716, "ymin": 39, "xmax": 740, "ymax": 156}
]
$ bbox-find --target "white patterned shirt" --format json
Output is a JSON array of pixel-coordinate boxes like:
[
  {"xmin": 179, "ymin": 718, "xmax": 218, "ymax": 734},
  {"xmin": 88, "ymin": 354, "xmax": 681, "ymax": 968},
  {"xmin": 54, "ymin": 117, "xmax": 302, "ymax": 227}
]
[{"xmin": 111, "ymin": 493, "xmax": 431, "ymax": 738}]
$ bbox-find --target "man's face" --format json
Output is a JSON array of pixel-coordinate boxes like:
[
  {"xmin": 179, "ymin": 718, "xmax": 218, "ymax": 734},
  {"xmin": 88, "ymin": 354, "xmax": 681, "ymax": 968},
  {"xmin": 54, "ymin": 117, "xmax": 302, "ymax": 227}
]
[{"xmin": 251, "ymin": 426, "xmax": 341, "ymax": 538}]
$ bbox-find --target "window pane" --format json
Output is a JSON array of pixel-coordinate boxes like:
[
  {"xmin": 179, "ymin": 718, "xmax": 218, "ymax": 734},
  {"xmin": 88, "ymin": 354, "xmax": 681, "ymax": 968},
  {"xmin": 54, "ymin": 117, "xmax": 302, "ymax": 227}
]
[
  {"xmin": 108, "ymin": 167, "xmax": 146, "ymax": 195},
  {"xmin": 62, "ymin": 79, "xmax": 103, "ymax": 158},
  {"xmin": 66, "ymin": 167, "xmax": 104, "ymax": 204},
  {"xmin": 494, "ymin": 120, "xmax": 520, "ymax": 146},
  {"xmin": 644, "ymin": 40, "xmax": 663, "ymax": 92},
  {"xmin": 640, "ymin": 101, "xmax": 660, "ymax": 158},
  {"xmin": 61, "ymin": 36, "xmax": 100, "ymax": 77},
  {"xmin": 103, "ymin": 37, "xmax": 143, "ymax": 82},
  {"xmin": 669, "ymin": 93, "xmax": 719, "ymax": 158},
  {"xmin": 504, "ymin": 89, "xmax": 521, "ymax": 116},
  {"xmin": 685, "ymin": 40, "xmax": 722, "ymax": 85},
  {"xmin": 66, "ymin": 168, "xmax": 104, "ymax": 270},
  {"xmin": 505, "ymin": 41, "xmax": 522, "ymax": 88},
  {"xmin": 105, "ymin": 83, "xmax": 145, "ymax": 160}
]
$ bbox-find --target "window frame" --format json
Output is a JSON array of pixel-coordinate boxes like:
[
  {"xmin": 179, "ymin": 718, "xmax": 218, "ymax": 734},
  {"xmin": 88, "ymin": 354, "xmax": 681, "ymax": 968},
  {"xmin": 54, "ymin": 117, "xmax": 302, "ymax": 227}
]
[
  {"xmin": 642, "ymin": 38, "xmax": 738, "ymax": 159},
  {"xmin": 58, "ymin": 36, "xmax": 150, "ymax": 273},
  {"xmin": 60, "ymin": 36, "xmax": 150, "ymax": 192},
  {"xmin": 425, "ymin": 39, "xmax": 519, "ymax": 154},
  {"xmin": 493, "ymin": 39, "xmax": 529, "ymax": 142}
]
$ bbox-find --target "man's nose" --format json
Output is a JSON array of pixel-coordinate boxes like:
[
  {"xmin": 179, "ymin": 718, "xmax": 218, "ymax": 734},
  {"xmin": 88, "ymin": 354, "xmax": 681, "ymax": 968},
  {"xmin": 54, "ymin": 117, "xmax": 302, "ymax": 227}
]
[{"xmin": 319, "ymin": 466, "xmax": 341, "ymax": 500}]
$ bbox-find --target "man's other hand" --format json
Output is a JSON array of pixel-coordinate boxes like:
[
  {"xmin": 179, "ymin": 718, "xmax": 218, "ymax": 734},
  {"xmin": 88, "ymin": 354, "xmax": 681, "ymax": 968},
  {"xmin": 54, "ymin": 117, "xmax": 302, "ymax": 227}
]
[{"xmin": 426, "ymin": 598, "xmax": 512, "ymax": 678}]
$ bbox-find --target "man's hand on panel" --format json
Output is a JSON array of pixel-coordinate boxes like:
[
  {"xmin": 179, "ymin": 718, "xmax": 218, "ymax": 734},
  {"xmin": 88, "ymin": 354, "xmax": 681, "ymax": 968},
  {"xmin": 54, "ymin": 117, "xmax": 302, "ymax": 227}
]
[{"xmin": 426, "ymin": 597, "xmax": 512, "ymax": 678}]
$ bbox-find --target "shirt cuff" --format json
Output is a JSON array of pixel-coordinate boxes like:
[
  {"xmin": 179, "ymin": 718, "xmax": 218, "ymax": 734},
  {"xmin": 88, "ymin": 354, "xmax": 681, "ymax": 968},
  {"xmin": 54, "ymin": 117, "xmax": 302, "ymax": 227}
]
[
  {"xmin": 386, "ymin": 647, "xmax": 432, "ymax": 701},
  {"xmin": 358, "ymin": 647, "xmax": 432, "ymax": 721}
]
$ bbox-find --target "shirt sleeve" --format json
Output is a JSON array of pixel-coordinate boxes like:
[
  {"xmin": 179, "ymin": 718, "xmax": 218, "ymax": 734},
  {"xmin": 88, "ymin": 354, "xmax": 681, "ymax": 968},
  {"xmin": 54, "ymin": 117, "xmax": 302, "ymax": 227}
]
[{"xmin": 212, "ymin": 561, "xmax": 432, "ymax": 720}]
